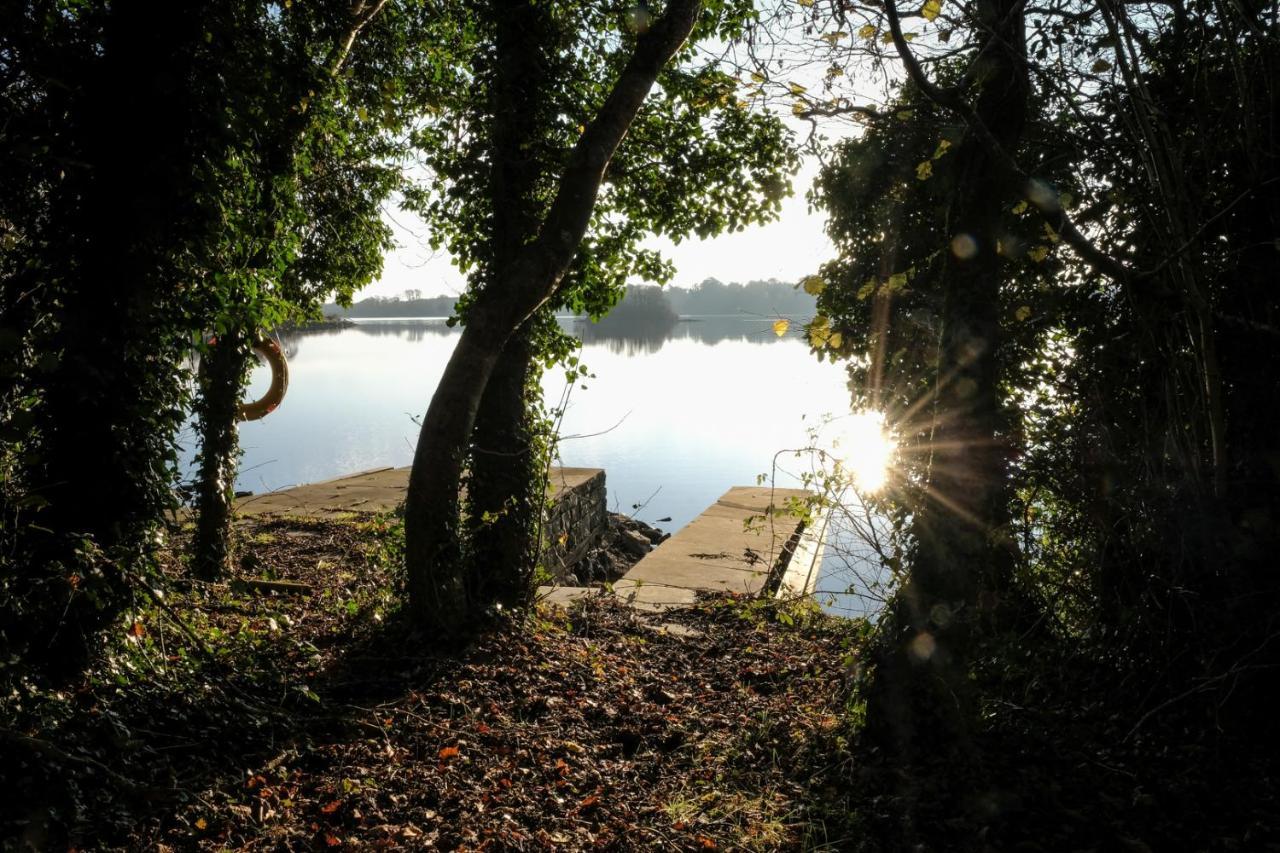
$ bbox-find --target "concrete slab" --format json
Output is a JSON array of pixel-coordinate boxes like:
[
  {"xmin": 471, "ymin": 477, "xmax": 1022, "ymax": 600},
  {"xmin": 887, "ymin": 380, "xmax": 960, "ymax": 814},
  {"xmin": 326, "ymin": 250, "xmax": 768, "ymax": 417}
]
[
  {"xmin": 536, "ymin": 585, "xmax": 596, "ymax": 608},
  {"xmin": 607, "ymin": 486, "xmax": 811, "ymax": 608},
  {"xmin": 234, "ymin": 465, "xmax": 602, "ymax": 519}
]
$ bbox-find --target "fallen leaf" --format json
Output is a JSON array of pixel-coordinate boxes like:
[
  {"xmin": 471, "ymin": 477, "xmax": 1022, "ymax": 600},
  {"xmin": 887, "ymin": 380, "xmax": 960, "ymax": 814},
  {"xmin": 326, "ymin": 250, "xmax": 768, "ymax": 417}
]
[{"xmin": 438, "ymin": 745, "xmax": 460, "ymax": 760}]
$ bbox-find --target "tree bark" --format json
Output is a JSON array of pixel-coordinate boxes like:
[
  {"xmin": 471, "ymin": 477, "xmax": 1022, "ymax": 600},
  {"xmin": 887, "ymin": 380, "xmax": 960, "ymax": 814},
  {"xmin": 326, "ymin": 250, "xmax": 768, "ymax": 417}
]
[
  {"xmin": 466, "ymin": 320, "xmax": 542, "ymax": 607},
  {"xmin": 869, "ymin": 0, "xmax": 1030, "ymax": 768},
  {"xmin": 403, "ymin": 0, "xmax": 703, "ymax": 638},
  {"xmin": 191, "ymin": 329, "xmax": 252, "ymax": 580}
]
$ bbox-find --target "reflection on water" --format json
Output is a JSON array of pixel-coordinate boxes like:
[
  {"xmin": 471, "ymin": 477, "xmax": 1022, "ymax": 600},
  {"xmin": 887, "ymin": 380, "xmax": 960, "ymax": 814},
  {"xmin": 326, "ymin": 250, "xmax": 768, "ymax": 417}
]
[
  {"xmin": 182, "ymin": 314, "xmax": 882, "ymax": 615},
  {"xmin": 282, "ymin": 314, "xmax": 810, "ymax": 355}
]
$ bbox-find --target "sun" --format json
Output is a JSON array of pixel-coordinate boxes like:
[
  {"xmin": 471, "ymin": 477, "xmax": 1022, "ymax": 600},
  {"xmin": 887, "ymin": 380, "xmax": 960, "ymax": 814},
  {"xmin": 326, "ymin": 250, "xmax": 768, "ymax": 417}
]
[{"xmin": 831, "ymin": 410, "xmax": 895, "ymax": 493}]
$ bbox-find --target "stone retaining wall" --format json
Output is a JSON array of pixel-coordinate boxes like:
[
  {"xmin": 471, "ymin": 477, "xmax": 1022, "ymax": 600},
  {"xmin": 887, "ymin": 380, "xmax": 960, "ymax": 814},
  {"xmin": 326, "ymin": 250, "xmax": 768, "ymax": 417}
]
[{"xmin": 542, "ymin": 469, "xmax": 607, "ymax": 582}]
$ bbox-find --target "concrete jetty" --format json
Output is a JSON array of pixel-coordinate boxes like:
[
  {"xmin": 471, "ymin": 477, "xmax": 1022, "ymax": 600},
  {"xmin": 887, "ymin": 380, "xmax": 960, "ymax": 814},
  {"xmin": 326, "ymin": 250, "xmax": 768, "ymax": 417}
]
[
  {"xmin": 232, "ymin": 469, "xmax": 826, "ymax": 611},
  {"xmin": 540, "ymin": 485, "xmax": 827, "ymax": 612}
]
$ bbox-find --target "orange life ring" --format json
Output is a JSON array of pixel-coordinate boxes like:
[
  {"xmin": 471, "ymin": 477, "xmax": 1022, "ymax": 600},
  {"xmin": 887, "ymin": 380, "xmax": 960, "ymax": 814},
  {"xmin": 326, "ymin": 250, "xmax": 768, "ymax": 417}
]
[{"xmin": 237, "ymin": 337, "xmax": 289, "ymax": 422}]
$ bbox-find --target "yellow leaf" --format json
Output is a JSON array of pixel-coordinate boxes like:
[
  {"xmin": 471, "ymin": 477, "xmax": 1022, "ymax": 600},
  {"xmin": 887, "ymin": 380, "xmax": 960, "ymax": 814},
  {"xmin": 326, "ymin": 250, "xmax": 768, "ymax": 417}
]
[
  {"xmin": 809, "ymin": 325, "xmax": 831, "ymax": 347},
  {"xmin": 792, "ymin": 101, "xmax": 808, "ymax": 116},
  {"xmin": 1015, "ymin": 305, "xmax": 1032, "ymax": 321},
  {"xmin": 797, "ymin": 0, "xmax": 815, "ymax": 5},
  {"xmin": 921, "ymin": 0, "xmax": 943, "ymax": 21},
  {"xmin": 916, "ymin": 160, "xmax": 934, "ymax": 180},
  {"xmin": 356, "ymin": 105, "xmax": 368, "ymax": 122},
  {"xmin": 195, "ymin": 817, "xmax": 208, "ymax": 831},
  {"xmin": 904, "ymin": 32, "xmax": 918, "ymax": 41},
  {"xmin": 801, "ymin": 275, "xmax": 826, "ymax": 295},
  {"xmin": 887, "ymin": 272, "xmax": 909, "ymax": 291},
  {"xmin": 858, "ymin": 24, "xmax": 877, "ymax": 39},
  {"xmin": 789, "ymin": 82, "xmax": 807, "ymax": 96},
  {"xmin": 773, "ymin": 318, "xmax": 790, "ymax": 337},
  {"xmin": 1043, "ymin": 222, "xmax": 1060, "ymax": 243},
  {"xmin": 1028, "ymin": 245, "xmax": 1049, "ymax": 263},
  {"xmin": 828, "ymin": 331, "xmax": 843, "ymax": 349},
  {"xmin": 750, "ymin": 71, "xmax": 766, "ymax": 83},
  {"xmin": 896, "ymin": 109, "xmax": 915, "ymax": 120},
  {"xmin": 881, "ymin": 31, "xmax": 895, "ymax": 44},
  {"xmin": 1059, "ymin": 191, "xmax": 1074, "ymax": 208},
  {"xmin": 821, "ymin": 31, "xmax": 848, "ymax": 44},
  {"xmin": 1013, "ymin": 200, "xmax": 1029, "ymax": 214}
]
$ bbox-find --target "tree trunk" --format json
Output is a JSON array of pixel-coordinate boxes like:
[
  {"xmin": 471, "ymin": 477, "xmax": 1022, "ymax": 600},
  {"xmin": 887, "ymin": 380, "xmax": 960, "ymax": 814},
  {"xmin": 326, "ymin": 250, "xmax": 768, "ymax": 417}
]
[
  {"xmin": 868, "ymin": 0, "xmax": 1030, "ymax": 768},
  {"xmin": 404, "ymin": 317, "xmax": 507, "ymax": 638},
  {"xmin": 466, "ymin": 320, "xmax": 542, "ymax": 607},
  {"xmin": 18, "ymin": 2, "xmax": 208, "ymax": 680},
  {"xmin": 402, "ymin": 0, "xmax": 702, "ymax": 639},
  {"xmin": 191, "ymin": 329, "xmax": 252, "ymax": 580}
]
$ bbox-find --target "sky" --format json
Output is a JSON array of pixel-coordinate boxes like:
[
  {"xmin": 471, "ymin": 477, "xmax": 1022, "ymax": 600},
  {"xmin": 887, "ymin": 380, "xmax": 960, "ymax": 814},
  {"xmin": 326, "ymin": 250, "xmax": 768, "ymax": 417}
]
[{"xmin": 360, "ymin": 158, "xmax": 835, "ymax": 300}]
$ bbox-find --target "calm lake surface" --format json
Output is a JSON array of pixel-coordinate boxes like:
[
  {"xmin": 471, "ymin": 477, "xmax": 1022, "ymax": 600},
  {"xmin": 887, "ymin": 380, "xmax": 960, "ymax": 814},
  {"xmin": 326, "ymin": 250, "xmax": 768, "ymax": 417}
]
[{"xmin": 178, "ymin": 315, "xmax": 886, "ymax": 615}]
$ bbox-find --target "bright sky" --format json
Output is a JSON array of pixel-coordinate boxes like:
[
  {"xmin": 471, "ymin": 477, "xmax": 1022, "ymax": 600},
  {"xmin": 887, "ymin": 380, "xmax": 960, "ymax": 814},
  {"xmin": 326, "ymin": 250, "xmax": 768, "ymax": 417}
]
[{"xmin": 361, "ymin": 158, "xmax": 834, "ymax": 300}]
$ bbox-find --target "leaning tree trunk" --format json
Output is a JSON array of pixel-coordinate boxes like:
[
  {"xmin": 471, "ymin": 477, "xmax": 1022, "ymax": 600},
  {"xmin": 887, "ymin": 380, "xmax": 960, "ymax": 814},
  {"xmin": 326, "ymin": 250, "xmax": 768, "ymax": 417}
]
[
  {"xmin": 466, "ymin": 320, "xmax": 543, "ymax": 608},
  {"xmin": 405, "ymin": 313, "xmax": 509, "ymax": 637},
  {"xmin": 403, "ymin": 0, "xmax": 703, "ymax": 640},
  {"xmin": 868, "ymin": 0, "xmax": 1030, "ymax": 770},
  {"xmin": 191, "ymin": 328, "xmax": 253, "ymax": 580}
]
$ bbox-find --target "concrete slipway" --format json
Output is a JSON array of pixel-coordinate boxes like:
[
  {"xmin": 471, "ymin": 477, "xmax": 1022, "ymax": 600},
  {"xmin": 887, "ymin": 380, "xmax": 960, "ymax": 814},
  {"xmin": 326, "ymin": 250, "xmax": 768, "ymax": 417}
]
[{"xmin": 232, "ymin": 469, "xmax": 826, "ymax": 609}]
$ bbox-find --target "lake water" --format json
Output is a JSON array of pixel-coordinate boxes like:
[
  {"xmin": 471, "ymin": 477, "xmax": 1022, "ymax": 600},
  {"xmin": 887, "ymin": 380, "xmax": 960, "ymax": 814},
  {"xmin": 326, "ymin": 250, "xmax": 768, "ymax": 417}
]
[{"xmin": 178, "ymin": 315, "xmax": 889, "ymax": 616}]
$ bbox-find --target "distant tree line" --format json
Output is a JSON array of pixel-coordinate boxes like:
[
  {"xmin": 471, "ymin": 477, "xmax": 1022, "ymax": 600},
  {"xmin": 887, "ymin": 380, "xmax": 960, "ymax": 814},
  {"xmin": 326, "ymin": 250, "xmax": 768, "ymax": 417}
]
[
  {"xmin": 325, "ymin": 293, "xmax": 459, "ymax": 318},
  {"xmin": 663, "ymin": 277, "xmax": 816, "ymax": 315},
  {"xmin": 327, "ymin": 277, "xmax": 818, "ymax": 320}
]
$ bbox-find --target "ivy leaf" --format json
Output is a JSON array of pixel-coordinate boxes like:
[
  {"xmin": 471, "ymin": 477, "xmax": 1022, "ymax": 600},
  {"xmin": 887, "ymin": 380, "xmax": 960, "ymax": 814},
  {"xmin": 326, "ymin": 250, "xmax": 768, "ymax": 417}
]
[
  {"xmin": 772, "ymin": 318, "xmax": 790, "ymax": 337},
  {"xmin": 921, "ymin": 0, "xmax": 943, "ymax": 21}
]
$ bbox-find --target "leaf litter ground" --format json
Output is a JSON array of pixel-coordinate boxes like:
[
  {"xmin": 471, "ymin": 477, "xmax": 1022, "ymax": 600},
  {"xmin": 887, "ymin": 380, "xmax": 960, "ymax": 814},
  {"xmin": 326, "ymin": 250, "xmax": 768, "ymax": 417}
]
[{"xmin": 5, "ymin": 515, "xmax": 867, "ymax": 850}]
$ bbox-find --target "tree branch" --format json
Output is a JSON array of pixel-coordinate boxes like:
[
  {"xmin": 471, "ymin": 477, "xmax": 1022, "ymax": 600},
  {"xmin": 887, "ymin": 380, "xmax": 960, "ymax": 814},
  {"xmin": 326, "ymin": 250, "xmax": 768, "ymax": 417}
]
[
  {"xmin": 882, "ymin": 0, "xmax": 1133, "ymax": 286},
  {"xmin": 492, "ymin": 0, "xmax": 704, "ymax": 328}
]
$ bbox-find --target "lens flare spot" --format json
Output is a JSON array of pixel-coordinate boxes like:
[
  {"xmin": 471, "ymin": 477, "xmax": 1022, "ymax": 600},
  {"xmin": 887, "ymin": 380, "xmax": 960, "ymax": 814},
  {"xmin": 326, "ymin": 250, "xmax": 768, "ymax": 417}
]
[
  {"xmin": 909, "ymin": 631, "xmax": 937, "ymax": 662},
  {"xmin": 951, "ymin": 233, "xmax": 978, "ymax": 259},
  {"xmin": 625, "ymin": 5, "xmax": 652, "ymax": 32}
]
